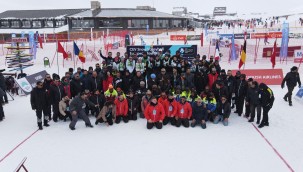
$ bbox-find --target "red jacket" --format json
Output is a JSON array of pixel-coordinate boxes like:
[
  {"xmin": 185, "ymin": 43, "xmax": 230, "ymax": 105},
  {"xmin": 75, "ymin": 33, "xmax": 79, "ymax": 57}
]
[
  {"xmin": 177, "ymin": 102, "xmax": 192, "ymax": 119},
  {"xmin": 163, "ymin": 99, "xmax": 178, "ymax": 117},
  {"xmin": 208, "ymin": 73, "xmax": 218, "ymax": 89},
  {"xmin": 103, "ymin": 76, "xmax": 113, "ymax": 92},
  {"xmin": 158, "ymin": 96, "xmax": 167, "ymax": 105},
  {"xmin": 144, "ymin": 103, "xmax": 165, "ymax": 122},
  {"xmin": 114, "ymin": 98, "xmax": 128, "ymax": 116}
]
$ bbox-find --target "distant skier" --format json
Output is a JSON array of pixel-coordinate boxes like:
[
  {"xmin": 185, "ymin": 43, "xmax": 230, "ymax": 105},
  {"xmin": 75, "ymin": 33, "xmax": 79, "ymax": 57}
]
[{"xmin": 281, "ymin": 66, "xmax": 301, "ymax": 106}]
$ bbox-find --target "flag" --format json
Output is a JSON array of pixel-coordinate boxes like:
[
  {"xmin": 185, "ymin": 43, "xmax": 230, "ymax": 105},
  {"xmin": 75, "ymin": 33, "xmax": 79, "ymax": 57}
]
[
  {"xmin": 73, "ymin": 41, "xmax": 85, "ymax": 63},
  {"xmin": 238, "ymin": 40, "xmax": 247, "ymax": 69},
  {"xmin": 214, "ymin": 41, "xmax": 220, "ymax": 61},
  {"xmin": 57, "ymin": 41, "xmax": 68, "ymax": 59},
  {"xmin": 231, "ymin": 35, "xmax": 237, "ymax": 61},
  {"xmin": 270, "ymin": 40, "xmax": 277, "ymax": 68},
  {"xmin": 38, "ymin": 35, "xmax": 43, "ymax": 49}
]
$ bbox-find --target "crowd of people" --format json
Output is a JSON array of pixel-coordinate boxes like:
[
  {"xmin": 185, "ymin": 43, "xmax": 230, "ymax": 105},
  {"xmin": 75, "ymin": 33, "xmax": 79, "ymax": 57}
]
[{"xmin": 23, "ymin": 49, "xmax": 280, "ymax": 131}]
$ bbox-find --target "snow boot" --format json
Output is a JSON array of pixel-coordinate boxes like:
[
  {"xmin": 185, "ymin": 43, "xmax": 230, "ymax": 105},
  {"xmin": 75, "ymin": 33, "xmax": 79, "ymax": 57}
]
[
  {"xmin": 69, "ymin": 126, "xmax": 75, "ymax": 130},
  {"xmin": 43, "ymin": 120, "xmax": 50, "ymax": 127},
  {"xmin": 191, "ymin": 121, "xmax": 196, "ymax": 128},
  {"xmin": 248, "ymin": 118, "xmax": 254, "ymax": 123},
  {"xmin": 283, "ymin": 96, "xmax": 287, "ymax": 102},
  {"xmin": 201, "ymin": 123, "xmax": 206, "ymax": 129},
  {"xmin": 289, "ymin": 102, "xmax": 293, "ymax": 106},
  {"xmin": 38, "ymin": 122, "xmax": 43, "ymax": 130},
  {"xmin": 86, "ymin": 124, "xmax": 94, "ymax": 128}
]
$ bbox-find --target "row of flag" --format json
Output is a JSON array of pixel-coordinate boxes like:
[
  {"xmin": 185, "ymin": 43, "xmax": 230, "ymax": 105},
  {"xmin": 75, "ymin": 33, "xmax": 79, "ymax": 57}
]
[{"xmin": 57, "ymin": 41, "xmax": 86, "ymax": 63}]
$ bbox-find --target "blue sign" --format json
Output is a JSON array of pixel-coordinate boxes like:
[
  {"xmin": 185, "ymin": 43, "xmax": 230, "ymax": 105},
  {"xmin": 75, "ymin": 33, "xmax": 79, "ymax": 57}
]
[{"xmin": 280, "ymin": 22, "xmax": 289, "ymax": 60}]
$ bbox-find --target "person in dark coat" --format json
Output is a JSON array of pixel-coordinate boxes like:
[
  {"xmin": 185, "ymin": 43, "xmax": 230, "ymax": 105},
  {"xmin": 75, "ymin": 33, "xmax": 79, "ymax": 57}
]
[
  {"xmin": 226, "ymin": 70, "xmax": 235, "ymax": 107},
  {"xmin": 194, "ymin": 71, "xmax": 207, "ymax": 95},
  {"xmin": 0, "ymin": 72, "xmax": 8, "ymax": 103},
  {"xmin": 43, "ymin": 74, "xmax": 53, "ymax": 120},
  {"xmin": 127, "ymin": 90, "xmax": 140, "ymax": 120},
  {"xmin": 69, "ymin": 92, "xmax": 97, "ymax": 130},
  {"xmin": 191, "ymin": 97, "xmax": 207, "ymax": 129},
  {"xmin": 0, "ymin": 87, "xmax": 5, "ymax": 121},
  {"xmin": 81, "ymin": 70, "xmax": 92, "ymax": 92},
  {"xmin": 214, "ymin": 95, "xmax": 231, "ymax": 126},
  {"xmin": 235, "ymin": 74, "xmax": 248, "ymax": 116},
  {"xmin": 70, "ymin": 73, "xmax": 82, "ymax": 98},
  {"xmin": 49, "ymin": 79, "xmax": 66, "ymax": 122},
  {"xmin": 132, "ymin": 71, "xmax": 145, "ymax": 92},
  {"xmin": 281, "ymin": 66, "xmax": 301, "ymax": 106},
  {"xmin": 213, "ymin": 81, "xmax": 229, "ymax": 104},
  {"xmin": 99, "ymin": 50, "xmax": 113, "ymax": 67},
  {"xmin": 247, "ymin": 81, "xmax": 262, "ymax": 124},
  {"xmin": 90, "ymin": 71, "xmax": 102, "ymax": 93},
  {"xmin": 258, "ymin": 83, "xmax": 275, "ymax": 128},
  {"xmin": 122, "ymin": 70, "xmax": 132, "ymax": 94},
  {"xmin": 30, "ymin": 81, "xmax": 50, "ymax": 130},
  {"xmin": 89, "ymin": 90, "xmax": 106, "ymax": 117}
]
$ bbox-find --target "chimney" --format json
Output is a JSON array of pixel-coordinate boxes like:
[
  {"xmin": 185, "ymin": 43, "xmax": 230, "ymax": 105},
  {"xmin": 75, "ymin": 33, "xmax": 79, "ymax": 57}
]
[{"xmin": 91, "ymin": 1, "xmax": 101, "ymax": 10}]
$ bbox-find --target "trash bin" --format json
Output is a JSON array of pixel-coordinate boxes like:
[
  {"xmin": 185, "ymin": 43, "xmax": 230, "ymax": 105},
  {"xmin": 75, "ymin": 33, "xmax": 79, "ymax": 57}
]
[{"xmin": 44, "ymin": 57, "xmax": 50, "ymax": 67}]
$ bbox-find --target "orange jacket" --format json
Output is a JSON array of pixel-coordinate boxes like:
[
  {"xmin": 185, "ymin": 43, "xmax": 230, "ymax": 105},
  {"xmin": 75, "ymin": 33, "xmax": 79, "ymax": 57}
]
[
  {"xmin": 144, "ymin": 103, "xmax": 165, "ymax": 122},
  {"xmin": 114, "ymin": 98, "xmax": 128, "ymax": 116},
  {"xmin": 177, "ymin": 102, "xmax": 192, "ymax": 119}
]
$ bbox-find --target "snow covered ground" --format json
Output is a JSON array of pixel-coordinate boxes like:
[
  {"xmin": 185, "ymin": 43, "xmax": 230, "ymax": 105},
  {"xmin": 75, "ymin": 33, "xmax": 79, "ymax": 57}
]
[{"xmin": 0, "ymin": 21, "xmax": 303, "ymax": 172}]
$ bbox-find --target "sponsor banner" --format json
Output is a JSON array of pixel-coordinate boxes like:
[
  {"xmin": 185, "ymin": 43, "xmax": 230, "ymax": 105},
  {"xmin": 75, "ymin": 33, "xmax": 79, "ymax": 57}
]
[
  {"xmin": 127, "ymin": 45, "xmax": 197, "ymax": 59},
  {"xmin": 251, "ymin": 32, "xmax": 282, "ymax": 39},
  {"xmin": 15, "ymin": 70, "xmax": 48, "ymax": 95},
  {"xmin": 234, "ymin": 33, "xmax": 251, "ymax": 39},
  {"xmin": 12, "ymin": 37, "xmax": 28, "ymax": 43},
  {"xmin": 289, "ymin": 33, "xmax": 303, "ymax": 39},
  {"xmin": 170, "ymin": 35, "xmax": 187, "ymax": 41},
  {"xmin": 187, "ymin": 35, "xmax": 201, "ymax": 41},
  {"xmin": 294, "ymin": 50, "xmax": 303, "ymax": 63},
  {"xmin": 295, "ymin": 87, "xmax": 303, "ymax": 104},
  {"xmin": 232, "ymin": 69, "xmax": 283, "ymax": 85}
]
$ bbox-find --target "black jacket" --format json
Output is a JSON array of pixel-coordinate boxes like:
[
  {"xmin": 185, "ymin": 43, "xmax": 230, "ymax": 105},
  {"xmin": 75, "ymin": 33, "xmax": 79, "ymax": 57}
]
[
  {"xmin": 127, "ymin": 96, "xmax": 140, "ymax": 114},
  {"xmin": 81, "ymin": 75, "xmax": 92, "ymax": 92},
  {"xmin": 259, "ymin": 84, "xmax": 275, "ymax": 108},
  {"xmin": 122, "ymin": 75, "xmax": 132, "ymax": 93},
  {"xmin": 70, "ymin": 79, "xmax": 82, "ymax": 98},
  {"xmin": 236, "ymin": 79, "xmax": 248, "ymax": 97},
  {"xmin": 90, "ymin": 76, "xmax": 102, "ymax": 92},
  {"xmin": 192, "ymin": 103, "xmax": 207, "ymax": 121},
  {"xmin": 30, "ymin": 87, "xmax": 48, "ymax": 110},
  {"xmin": 70, "ymin": 96, "xmax": 95, "ymax": 112},
  {"xmin": 246, "ymin": 86, "xmax": 260, "ymax": 105},
  {"xmin": 282, "ymin": 72, "xmax": 301, "ymax": 88},
  {"xmin": 0, "ymin": 73, "xmax": 6, "ymax": 90},
  {"xmin": 213, "ymin": 86, "xmax": 229, "ymax": 102},
  {"xmin": 217, "ymin": 101, "xmax": 231, "ymax": 119},
  {"xmin": 49, "ymin": 84, "xmax": 65, "ymax": 104},
  {"xmin": 132, "ymin": 76, "xmax": 145, "ymax": 92},
  {"xmin": 89, "ymin": 94, "xmax": 106, "ymax": 110},
  {"xmin": 226, "ymin": 75, "xmax": 235, "ymax": 94}
]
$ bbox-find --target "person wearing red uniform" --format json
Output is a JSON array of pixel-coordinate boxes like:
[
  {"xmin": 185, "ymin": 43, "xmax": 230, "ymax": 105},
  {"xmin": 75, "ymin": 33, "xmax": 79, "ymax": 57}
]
[
  {"xmin": 208, "ymin": 67, "xmax": 218, "ymax": 89},
  {"xmin": 158, "ymin": 91, "xmax": 167, "ymax": 105},
  {"xmin": 144, "ymin": 97, "xmax": 165, "ymax": 129},
  {"xmin": 114, "ymin": 94, "xmax": 129, "ymax": 124},
  {"xmin": 163, "ymin": 93, "xmax": 178, "ymax": 126},
  {"xmin": 176, "ymin": 95, "xmax": 192, "ymax": 128}
]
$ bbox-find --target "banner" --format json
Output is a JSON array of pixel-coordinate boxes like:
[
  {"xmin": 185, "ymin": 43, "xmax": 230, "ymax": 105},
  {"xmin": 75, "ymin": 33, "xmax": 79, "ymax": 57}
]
[
  {"xmin": 232, "ymin": 69, "xmax": 283, "ymax": 85},
  {"xmin": 295, "ymin": 87, "xmax": 303, "ymax": 104},
  {"xmin": 294, "ymin": 50, "xmax": 303, "ymax": 63},
  {"xmin": 170, "ymin": 35, "xmax": 187, "ymax": 41},
  {"xmin": 280, "ymin": 22, "xmax": 289, "ymax": 60},
  {"xmin": 289, "ymin": 33, "xmax": 303, "ymax": 39},
  {"xmin": 251, "ymin": 32, "xmax": 282, "ymax": 39},
  {"xmin": 127, "ymin": 45, "xmax": 197, "ymax": 59},
  {"xmin": 187, "ymin": 35, "xmax": 201, "ymax": 41},
  {"xmin": 234, "ymin": 33, "xmax": 251, "ymax": 39},
  {"xmin": 15, "ymin": 70, "xmax": 48, "ymax": 95}
]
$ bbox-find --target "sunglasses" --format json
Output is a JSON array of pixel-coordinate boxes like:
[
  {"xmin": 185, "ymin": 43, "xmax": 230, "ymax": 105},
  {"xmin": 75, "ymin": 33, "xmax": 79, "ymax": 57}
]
[
  {"xmin": 38, "ymin": 84, "xmax": 43, "ymax": 86},
  {"xmin": 46, "ymin": 77, "xmax": 51, "ymax": 79}
]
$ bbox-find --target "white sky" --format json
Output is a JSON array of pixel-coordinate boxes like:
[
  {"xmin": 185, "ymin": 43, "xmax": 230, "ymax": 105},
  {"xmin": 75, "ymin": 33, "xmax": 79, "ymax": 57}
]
[{"xmin": 1, "ymin": 0, "xmax": 303, "ymax": 16}]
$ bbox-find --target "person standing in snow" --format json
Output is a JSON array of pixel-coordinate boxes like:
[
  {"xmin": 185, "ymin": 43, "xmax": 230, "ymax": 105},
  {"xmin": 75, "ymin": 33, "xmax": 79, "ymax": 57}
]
[
  {"xmin": 281, "ymin": 66, "xmax": 301, "ymax": 106},
  {"xmin": 258, "ymin": 83, "xmax": 275, "ymax": 128},
  {"xmin": 30, "ymin": 81, "xmax": 50, "ymax": 130}
]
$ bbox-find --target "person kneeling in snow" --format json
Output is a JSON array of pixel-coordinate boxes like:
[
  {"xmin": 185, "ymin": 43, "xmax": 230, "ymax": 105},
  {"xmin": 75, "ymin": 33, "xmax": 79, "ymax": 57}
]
[
  {"xmin": 163, "ymin": 93, "xmax": 178, "ymax": 126},
  {"xmin": 69, "ymin": 92, "xmax": 98, "ymax": 130},
  {"xmin": 176, "ymin": 94, "xmax": 192, "ymax": 128},
  {"xmin": 191, "ymin": 97, "xmax": 207, "ymax": 129},
  {"xmin": 114, "ymin": 93, "xmax": 129, "ymax": 124},
  {"xmin": 59, "ymin": 96, "xmax": 72, "ymax": 122},
  {"xmin": 95, "ymin": 101, "xmax": 116, "ymax": 126},
  {"xmin": 144, "ymin": 97, "xmax": 165, "ymax": 129},
  {"xmin": 214, "ymin": 95, "xmax": 231, "ymax": 126}
]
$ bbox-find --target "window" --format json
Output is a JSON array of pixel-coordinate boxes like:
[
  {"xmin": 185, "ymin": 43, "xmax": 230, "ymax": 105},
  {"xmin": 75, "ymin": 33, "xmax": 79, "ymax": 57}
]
[
  {"xmin": 153, "ymin": 19, "xmax": 169, "ymax": 28},
  {"xmin": 22, "ymin": 20, "xmax": 31, "ymax": 28},
  {"xmin": 45, "ymin": 20, "xmax": 54, "ymax": 28},
  {"xmin": 32, "ymin": 21, "xmax": 42, "ymax": 28},
  {"xmin": 72, "ymin": 19, "xmax": 94, "ymax": 28},
  {"xmin": 0, "ymin": 21, "xmax": 9, "ymax": 28},
  {"xmin": 173, "ymin": 20, "xmax": 182, "ymax": 27},
  {"xmin": 99, "ymin": 19, "xmax": 122, "ymax": 28},
  {"xmin": 56, "ymin": 20, "xmax": 65, "ymax": 27},
  {"xmin": 128, "ymin": 19, "xmax": 148, "ymax": 28},
  {"xmin": 11, "ymin": 21, "xmax": 20, "ymax": 28}
]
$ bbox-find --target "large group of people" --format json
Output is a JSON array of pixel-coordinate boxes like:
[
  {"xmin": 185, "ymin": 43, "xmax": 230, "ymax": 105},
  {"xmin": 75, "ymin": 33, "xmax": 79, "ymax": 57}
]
[{"xmin": 24, "ymin": 49, "xmax": 282, "ymax": 131}]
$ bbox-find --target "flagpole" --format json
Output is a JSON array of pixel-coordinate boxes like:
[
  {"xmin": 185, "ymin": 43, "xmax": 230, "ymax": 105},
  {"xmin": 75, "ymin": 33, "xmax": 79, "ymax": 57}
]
[
  {"xmin": 73, "ymin": 40, "xmax": 75, "ymax": 70},
  {"xmin": 56, "ymin": 39, "xmax": 59, "ymax": 75}
]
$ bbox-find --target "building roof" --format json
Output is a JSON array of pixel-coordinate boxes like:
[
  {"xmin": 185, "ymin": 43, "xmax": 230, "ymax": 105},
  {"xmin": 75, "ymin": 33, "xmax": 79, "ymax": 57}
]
[
  {"xmin": 0, "ymin": 9, "xmax": 88, "ymax": 19},
  {"xmin": 68, "ymin": 8, "xmax": 185, "ymax": 19}
]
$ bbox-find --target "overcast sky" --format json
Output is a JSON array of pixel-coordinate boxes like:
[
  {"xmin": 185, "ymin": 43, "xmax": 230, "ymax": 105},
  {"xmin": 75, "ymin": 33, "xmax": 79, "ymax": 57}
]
[{"xmin": 1, "ymin": 0, "xmax": 302, "ymax": 16}]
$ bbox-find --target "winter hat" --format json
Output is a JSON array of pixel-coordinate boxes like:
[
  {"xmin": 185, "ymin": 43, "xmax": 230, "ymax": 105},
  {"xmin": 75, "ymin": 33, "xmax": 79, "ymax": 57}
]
[
  {"xmin": 291, "ymin": 66, "xmax": 298, "ymax": 71},
  {"xmin": 151, "ymin": 73, "xmax": 156, "ymax": 79},
  {"xmin": 108, "ymin": 84, "xmax": 114, "ymax": 89},
  {"xmin": 248, "ymin": 78, "xmax": 254, "ymax": 82}
]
